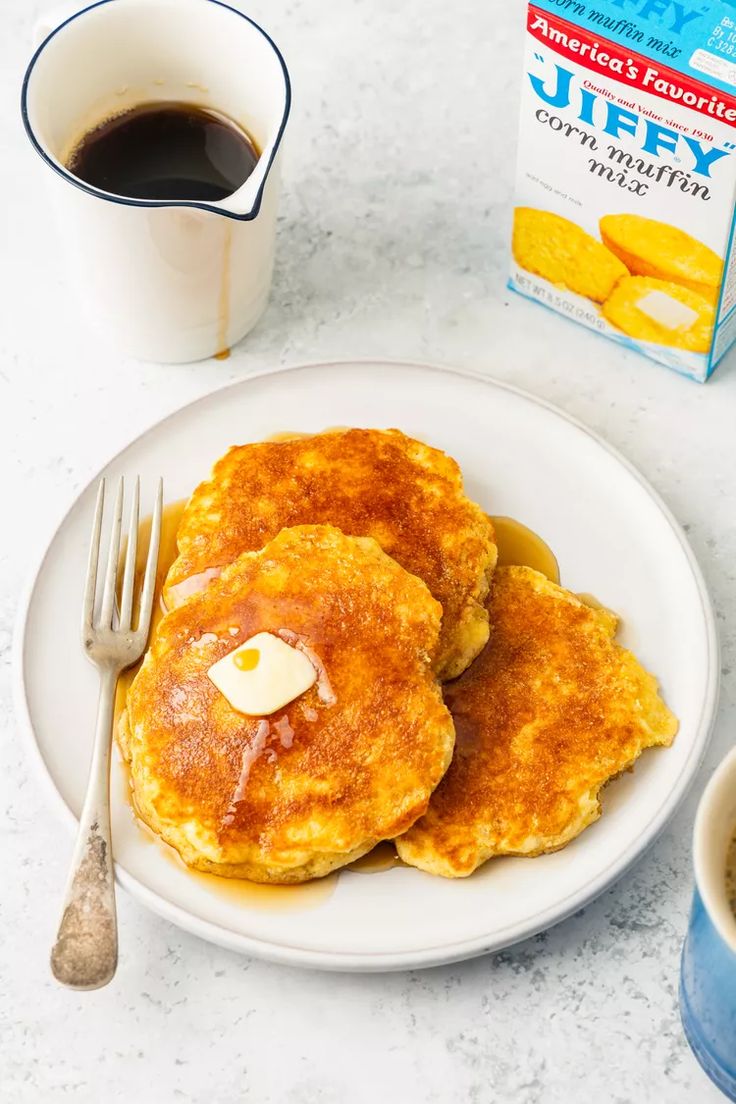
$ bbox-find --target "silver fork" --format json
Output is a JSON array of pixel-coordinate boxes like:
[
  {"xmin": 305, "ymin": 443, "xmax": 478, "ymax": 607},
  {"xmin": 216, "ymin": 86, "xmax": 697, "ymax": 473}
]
[{"xmin": 50, "ymin": 476, "xmax": 162, "ymax": 990}]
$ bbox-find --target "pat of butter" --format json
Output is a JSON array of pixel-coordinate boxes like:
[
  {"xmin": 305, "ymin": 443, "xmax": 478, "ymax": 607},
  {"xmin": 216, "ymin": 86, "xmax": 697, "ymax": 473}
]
[
  {"xmin": 636, "ymin": 290, "xmax": 699, "ymax": 330},
  {"xmin": 207, "ymin": 632, "xmax": 316, "ymax": 716}
]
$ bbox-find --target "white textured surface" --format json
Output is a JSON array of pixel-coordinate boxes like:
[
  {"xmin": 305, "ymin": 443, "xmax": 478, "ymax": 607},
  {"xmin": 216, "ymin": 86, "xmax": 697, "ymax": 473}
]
[{"xmin": 1, "ymin": 1, "xmax": 734, "ymax": 1101}]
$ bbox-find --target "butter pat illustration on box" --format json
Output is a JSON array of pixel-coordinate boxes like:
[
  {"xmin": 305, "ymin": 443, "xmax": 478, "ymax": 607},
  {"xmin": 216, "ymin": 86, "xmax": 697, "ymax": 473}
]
[
  {"xmin": 603, "ymin": 276, "xmax": 715, "ymax": 352},
  {"xmin": 510, "ymin": 0, "xmax": 736, "ymax": 381}
]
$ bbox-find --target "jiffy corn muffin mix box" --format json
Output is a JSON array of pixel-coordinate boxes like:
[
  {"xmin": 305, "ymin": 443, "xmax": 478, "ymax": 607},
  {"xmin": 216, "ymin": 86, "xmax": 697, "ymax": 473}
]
[{"xmin": 510, "ymin": 0, "xmax": 736, "ymax": 380}]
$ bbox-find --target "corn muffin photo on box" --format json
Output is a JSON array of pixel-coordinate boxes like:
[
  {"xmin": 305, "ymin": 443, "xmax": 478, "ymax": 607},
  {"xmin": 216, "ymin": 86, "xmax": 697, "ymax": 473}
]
[{"xmin": 510, "ymin": 0, "xmax": 736, "ymax": 381}]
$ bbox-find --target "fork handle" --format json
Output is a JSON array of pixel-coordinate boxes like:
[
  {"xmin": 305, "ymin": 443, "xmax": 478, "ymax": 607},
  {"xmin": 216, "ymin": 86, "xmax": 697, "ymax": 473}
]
[{"xmin": 50, "ymin": 666, "xmax": 119, "ymax": 990}]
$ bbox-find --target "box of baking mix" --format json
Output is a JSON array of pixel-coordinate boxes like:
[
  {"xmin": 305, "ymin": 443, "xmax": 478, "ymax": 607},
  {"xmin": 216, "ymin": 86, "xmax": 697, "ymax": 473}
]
[{"xmin": 510, "ymin": 0, "xmax": 736, "ymax": 380}]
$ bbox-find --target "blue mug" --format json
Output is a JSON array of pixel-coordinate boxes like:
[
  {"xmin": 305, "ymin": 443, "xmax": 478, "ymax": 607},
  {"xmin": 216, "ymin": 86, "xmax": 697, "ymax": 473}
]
[{"xmin": 681, "ymin": 745, "xmax": 736, "ymax": 1099}]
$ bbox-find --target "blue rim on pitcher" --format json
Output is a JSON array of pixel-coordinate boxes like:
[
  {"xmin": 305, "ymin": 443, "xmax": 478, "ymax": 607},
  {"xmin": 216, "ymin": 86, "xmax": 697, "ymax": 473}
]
[
  {"xmin": 20, "ymin": 0, "xmax": 291, "ymax": 222},
  {"xmin": 680, "ymin": 745, "xmax": 736, "ymax": 1100}
]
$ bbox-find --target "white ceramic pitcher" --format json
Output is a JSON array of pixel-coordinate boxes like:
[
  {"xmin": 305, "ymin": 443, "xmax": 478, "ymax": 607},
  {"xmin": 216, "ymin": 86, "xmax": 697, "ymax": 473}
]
[{"xmin": 22, "ymin": 0, "xmax": 291, "ymax": 363}]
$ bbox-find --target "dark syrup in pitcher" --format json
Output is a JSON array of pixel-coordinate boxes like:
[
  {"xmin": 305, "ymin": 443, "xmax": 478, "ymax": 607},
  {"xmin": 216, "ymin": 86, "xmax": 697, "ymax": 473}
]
[{"xmin": 67, "ymin": 101, "xmax": 259, "ymax": 201}]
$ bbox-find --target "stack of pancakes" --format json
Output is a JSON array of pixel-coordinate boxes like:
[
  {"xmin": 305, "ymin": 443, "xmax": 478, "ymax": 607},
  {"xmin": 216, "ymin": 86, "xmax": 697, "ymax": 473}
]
[{"xmin": 119, "ymin": 428, "xmax": 677, "ymax": 883}]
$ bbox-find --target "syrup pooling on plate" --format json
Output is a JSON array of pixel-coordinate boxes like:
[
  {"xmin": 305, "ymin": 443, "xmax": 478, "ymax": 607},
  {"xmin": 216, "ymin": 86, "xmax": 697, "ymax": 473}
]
[
  {"xmin": 490, "ymin": 516, "xmax": 559, "ymax": 583},
  {"xmin": 576, "ymin": 593, "xmax": 616, "ymax": 619},
  {"xmin": 116, "ymin": 759, "xmax": 336, "ymax": 911},
  {"xmin": 346, "ymin": 842, "xmax": 404, "ymax": 874}
]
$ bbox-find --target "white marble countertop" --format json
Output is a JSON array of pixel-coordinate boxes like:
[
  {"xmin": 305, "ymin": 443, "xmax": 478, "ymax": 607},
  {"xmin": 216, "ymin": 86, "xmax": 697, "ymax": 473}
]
[{"xmin": 2, "ymin": 1, "xmax": 735, "ymax": 1100}]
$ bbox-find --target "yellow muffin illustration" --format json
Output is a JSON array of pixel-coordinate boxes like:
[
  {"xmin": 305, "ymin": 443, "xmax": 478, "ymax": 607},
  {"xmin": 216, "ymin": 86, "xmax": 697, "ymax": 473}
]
[
  {"xmin": 602, "ymin": 276, "xmax": 714, "ymax": 352},
  {"xmin": 600, "ymin": 215, "xmax": 722, "ymax": 303},
  {"xmin": 513, "ymin": 207, "xmax": 628, "ymax": 302}
]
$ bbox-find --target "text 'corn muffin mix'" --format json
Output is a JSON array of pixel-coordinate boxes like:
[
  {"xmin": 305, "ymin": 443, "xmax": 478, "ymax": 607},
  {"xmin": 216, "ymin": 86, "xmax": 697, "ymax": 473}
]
[{"xmin": 510, "ymin": 0, "xmax": 736, "ymax": 381}]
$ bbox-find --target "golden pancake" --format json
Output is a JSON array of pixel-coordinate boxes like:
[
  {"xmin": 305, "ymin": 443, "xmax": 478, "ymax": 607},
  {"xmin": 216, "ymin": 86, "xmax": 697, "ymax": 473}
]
[
  {"xmin": 163, "ymin": 428, "xmax": 497, "ymax": 680},
  {"xmin": 396, "ymin": 566, "xmax": 678, "ymax": 877},
  {"xmin": 120, "ymin": 525, "xmax": 455, "ymax": 883}
]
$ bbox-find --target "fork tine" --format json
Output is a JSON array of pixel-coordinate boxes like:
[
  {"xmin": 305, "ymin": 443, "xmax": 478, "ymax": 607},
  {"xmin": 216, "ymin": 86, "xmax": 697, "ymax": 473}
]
[
  {"xmin": 99, "ymin": 477, "xmax": 125, "ymax": 629},
  {"xmin": 81, "ymin": 480, "xmax": 106, "ymax": 638},
  {"xmin": 137, "ymin": 479, "xmax": 163, "ymax": 634},
  {"xmin": 118, "ymin": 477, "xmax": 140, "ymax": 631}
]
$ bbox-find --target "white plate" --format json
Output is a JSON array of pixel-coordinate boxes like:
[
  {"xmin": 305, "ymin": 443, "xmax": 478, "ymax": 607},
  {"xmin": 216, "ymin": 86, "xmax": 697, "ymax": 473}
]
[{"xmin": 15, "ymin": 361, "xmax": 719, "ymax": 971}]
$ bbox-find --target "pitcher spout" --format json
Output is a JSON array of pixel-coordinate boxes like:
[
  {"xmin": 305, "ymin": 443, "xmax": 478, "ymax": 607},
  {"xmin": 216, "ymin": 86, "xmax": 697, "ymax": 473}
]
[
  {"xmin": 215, "ymin": 123, "xmax": 288, "ymax": 221},
  {"xmin": 210, "ymin": 7, "xmax": 291, "ymax": 221}
]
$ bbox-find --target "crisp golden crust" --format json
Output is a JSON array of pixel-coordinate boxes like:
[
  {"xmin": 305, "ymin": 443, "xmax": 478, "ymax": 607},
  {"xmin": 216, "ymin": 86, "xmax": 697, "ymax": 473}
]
[
  {"xmin": 396, "ymin": 566, "xmax": 678, "ymax": 878},
  {"xmin": 163, "ymin": 428, "xmax": 497, "ymax": 680},
  {"xmin": 123, "ymin": 525, "xmax": 455, "ymax": 883}
]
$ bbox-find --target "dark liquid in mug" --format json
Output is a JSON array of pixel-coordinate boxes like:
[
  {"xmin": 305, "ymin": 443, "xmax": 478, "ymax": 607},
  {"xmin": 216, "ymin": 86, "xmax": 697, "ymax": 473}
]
[{"xmin": 67, "ymin": 101, "xmax": 259, "ymax": 201}]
